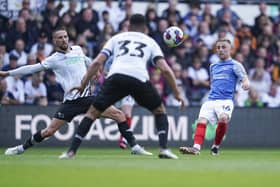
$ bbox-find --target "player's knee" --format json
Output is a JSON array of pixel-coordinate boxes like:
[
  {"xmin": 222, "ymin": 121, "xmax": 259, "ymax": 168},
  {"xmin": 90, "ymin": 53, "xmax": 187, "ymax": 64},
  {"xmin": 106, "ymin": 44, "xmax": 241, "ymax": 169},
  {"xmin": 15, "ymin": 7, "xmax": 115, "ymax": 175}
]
[
  {"xmin": 197, "ymin": 118, "xmax": 208, "ymax": 125},
  {"xmin": 152, "ymin": 103, "xmax": 166, "ymax": 115},
  {"xmin": 115, "ymin": 110, "xmax": 126, "ymax": 122},
  {"xmin": 43, "ymin": 127, "xmax": 56, "ymax": 137},
  {"xmin": 86, "ymin": 106, "xmax": 101, "ymax": 120},
  {"xmin": 218, "ymin": 115, "xmax": 228, "ymax": 123}
]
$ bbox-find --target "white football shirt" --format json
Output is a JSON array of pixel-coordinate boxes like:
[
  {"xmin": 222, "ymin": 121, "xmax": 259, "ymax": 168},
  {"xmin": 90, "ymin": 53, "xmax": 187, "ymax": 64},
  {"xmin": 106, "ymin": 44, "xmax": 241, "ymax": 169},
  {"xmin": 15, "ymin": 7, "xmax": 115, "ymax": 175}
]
[
  {"xmin": 101, "ymin": 32, "xmax": 164, "ymax": 82},
  {"xmin": 41, "ymin": 46, "xmax": 92, "ymax": 101}
]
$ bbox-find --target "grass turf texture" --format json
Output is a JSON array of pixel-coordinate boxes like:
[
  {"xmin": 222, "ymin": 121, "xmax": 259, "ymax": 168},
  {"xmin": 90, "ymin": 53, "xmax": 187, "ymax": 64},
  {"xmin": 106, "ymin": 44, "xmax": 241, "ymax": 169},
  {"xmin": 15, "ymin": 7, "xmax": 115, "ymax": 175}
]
[{"xmin": 0, "ymin": 148, "xmax": 279, "ymax": 187}]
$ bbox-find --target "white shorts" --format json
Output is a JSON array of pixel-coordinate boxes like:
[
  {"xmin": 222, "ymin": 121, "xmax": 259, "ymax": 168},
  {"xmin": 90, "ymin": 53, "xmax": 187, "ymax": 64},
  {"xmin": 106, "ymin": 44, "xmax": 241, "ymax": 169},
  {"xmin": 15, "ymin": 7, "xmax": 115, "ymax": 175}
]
[
  {"xmin": 198, "ymin": 100, "xmax": 234, "ymax": 125},
  {"xmin": 115, "ymin": 95, "xmax": 135, "ymax": 108}
]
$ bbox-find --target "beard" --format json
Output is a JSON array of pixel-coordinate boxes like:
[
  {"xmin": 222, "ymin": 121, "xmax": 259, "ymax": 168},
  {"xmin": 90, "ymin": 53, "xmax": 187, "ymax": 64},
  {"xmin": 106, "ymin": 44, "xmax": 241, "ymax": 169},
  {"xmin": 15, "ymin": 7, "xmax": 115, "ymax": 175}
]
[{"xmin": 58, "ymin": 43, "xmax": 68, "ymax": 51}]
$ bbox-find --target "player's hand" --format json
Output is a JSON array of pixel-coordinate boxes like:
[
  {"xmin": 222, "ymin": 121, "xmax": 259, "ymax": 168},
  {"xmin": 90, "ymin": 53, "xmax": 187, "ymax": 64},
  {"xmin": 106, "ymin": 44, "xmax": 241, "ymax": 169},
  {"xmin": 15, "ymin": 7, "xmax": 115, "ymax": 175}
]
[
  {"xmin": 0, "ymin": 71, "xmax": 9, "ymax": 77},
  {"xmin": 70, "ymin": 85, "xmax": 85, "ymax": 94},
  {"xmin": 174, "ymin": 94, "xmax": 185, "ymax": 110},
  {"xmin": 242, "ymin": 79, "xmax": 250, "ymax": 90}
]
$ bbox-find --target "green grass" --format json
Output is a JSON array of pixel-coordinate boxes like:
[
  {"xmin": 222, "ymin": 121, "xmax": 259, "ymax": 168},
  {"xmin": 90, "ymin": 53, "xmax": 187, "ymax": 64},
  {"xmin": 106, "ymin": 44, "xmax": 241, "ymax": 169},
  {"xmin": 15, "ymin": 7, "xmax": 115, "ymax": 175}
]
[{"xmin": 0, "ymin": 148, "xmax": 280, "ymax": 187}]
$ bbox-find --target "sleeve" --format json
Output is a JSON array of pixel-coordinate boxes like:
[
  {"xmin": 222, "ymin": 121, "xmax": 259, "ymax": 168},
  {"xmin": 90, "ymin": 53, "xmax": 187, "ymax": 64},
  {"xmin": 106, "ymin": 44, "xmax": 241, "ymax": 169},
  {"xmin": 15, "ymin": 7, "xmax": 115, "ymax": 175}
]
[
  {"xmin": 233, "ymin": 61, "xmax": 248, "ymax": 81},
  {"xmin": 40, "ymin": 55, "xmax": 54, "ymax": 69},
  {"xmin": 150, "ymin": 39, "xmax": 164, "ymax": 65},
  {"xmin": 100, "ymin": 38, "xmax": 114, "ymax": 58},
  {"xmin": 8, "ymin": 63, "xmax": 45, "ymax": 76},
  {"xmin": 84, "ymin": 56, "xmax": 92, "ymax": 67}
]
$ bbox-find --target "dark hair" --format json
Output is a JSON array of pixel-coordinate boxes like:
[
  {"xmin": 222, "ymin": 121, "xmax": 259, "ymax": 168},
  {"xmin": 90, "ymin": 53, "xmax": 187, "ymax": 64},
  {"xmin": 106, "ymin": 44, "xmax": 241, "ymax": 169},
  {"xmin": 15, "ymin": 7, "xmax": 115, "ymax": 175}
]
[
  {"xmin": 129, "ymin": 14, "xmax": 146, "ymax": 26},
  {"xmin": 52, "ymin": 26, "xmax": 67, "ymax": 34}
]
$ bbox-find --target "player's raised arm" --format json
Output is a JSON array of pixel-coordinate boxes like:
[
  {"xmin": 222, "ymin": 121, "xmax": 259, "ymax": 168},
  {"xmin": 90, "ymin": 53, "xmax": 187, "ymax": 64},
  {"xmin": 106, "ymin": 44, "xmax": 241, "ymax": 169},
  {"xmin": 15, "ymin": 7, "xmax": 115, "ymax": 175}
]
[
  {"xmin": 155, "ymin": 57, "xmax": 185, "ymax": 109},
  {"xmin": 75, "ymin": 53, "xmax": 108, "ymax": 93},
  {"xmin": 0, "ymin": 63, "xmax": 45, "ymax": 78}
]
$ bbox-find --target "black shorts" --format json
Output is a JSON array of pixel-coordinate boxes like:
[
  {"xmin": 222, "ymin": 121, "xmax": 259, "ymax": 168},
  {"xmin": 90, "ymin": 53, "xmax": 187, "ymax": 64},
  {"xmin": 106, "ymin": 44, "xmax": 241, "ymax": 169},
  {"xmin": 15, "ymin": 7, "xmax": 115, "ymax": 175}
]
[
  {"xmin": 92, "ymin": 74, "xmax": 162, "ymax": 112},
  {"xmin": 54, "ymin": 96, "xmax": 94, "ymax": 122}
]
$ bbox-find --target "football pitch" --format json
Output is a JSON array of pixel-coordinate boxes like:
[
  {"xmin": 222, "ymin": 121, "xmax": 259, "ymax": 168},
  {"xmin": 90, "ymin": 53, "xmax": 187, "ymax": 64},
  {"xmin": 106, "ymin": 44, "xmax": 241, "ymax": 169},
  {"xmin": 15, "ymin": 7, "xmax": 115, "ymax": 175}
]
[{"xmin": 0, "ymin": 148, "xmax": 279, "ymax": 187}]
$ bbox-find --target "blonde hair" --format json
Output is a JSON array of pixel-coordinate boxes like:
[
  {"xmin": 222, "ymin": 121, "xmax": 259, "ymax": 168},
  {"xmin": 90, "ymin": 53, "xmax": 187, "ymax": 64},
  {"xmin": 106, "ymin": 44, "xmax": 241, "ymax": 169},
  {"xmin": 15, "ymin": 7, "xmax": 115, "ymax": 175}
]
[{"xmin": 215, "ymin": 38, "xmax": 231, "ymax": 45}]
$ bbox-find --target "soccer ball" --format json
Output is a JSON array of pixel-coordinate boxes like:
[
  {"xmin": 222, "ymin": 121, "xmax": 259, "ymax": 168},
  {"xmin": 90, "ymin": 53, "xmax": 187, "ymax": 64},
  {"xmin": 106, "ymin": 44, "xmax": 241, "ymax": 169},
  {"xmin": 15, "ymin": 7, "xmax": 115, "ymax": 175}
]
[{"xmin": 163, "ymin": 26, "xmax": 185, "ymax": 47}]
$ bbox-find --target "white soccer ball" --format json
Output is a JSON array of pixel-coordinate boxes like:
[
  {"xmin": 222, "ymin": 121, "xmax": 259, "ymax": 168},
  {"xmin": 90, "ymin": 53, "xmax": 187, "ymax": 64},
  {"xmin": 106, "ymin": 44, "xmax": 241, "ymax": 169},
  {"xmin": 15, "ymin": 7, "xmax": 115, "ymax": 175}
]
[{"xmin": 163, "ymin": 26, "xmax": 185, "ymax": 47}]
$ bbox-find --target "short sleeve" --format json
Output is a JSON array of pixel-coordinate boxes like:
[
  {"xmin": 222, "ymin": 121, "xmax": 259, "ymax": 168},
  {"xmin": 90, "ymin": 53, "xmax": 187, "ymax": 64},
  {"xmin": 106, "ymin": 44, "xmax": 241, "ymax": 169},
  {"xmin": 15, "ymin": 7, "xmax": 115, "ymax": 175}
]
[
  {"xmin": 150, "ymin": 39, "xmax": 164, "ymax": 65},
  {"xmin": 233, "ymin": 61, "xmax": 247, "ymax": 80},
  {"xmin": 101, "ymin": 37, "xmax": 114, "ymax": 57}
]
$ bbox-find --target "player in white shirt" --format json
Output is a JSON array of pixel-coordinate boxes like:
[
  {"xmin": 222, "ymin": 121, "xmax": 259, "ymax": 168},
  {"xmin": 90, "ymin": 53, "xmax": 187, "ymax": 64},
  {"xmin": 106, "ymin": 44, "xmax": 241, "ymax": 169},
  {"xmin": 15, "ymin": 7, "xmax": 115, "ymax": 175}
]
[
  {"xmin": 0, "ymin": 27, "xmax": 151, "ymax": 157},
  {"xmin": 68, "ymin": 14, "xmax": 185, "ymax": 159}
]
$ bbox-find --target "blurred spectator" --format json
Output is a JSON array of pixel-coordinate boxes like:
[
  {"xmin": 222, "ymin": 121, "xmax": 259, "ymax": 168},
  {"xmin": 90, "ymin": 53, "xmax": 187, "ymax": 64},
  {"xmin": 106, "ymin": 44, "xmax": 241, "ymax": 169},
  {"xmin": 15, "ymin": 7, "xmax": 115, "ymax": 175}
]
[
  {"xmin": 36, "ymin": 43, "xmax": 46, "ymax": 62},
  {"xmin": 272, "ymin": 52, "xmax": 280, "ymax": 82},
  {"xmin": 244, "ymin": 87, "xmax": 265, "ymax": 107},
  {"xmin": 119, "ymin": 0, "xmax": 133, "ymax": 19},
  {"xmin": 151, "ymin": 18, "xmax": 171, "ymax": 55},
  {"xmin": 75, "ymin": 35, "xmax": 90, "ymax": 56},
  {"xmin": 24, "ymin": 71, "xmax": 47, "ymax": 106},
  {"xmin": 0, "ymin": 42, "xmax": 9, "ymax": 67},
  {"xmin": 254, "ymin": 2, "xmax": 274, "ymax": 36},
  {"xmin": 216, "ymin": 0, "xmax": 240, "ymax": 29},
  {"xmin": 80, "ymin": 0, "xmax": 99, "ymax": 25},
  {"xmin": 162, "ymin": 0, "xmax": 181, "ymax": 25},
  {"xmin": 2, "ymin": 54, "xmax": 19, "ymax": 71},
  {"xmin": 0, "ymin": 14, "xmax": 10, "ymax": 40},
  {"xmin": 187, "ymin": 56, "xmax": 210, "ymax": 106},
  {"xmin": 44, "ymin": 70, "xmax": 64, "ymax": 105},
  {"xmin": 9, "ymin": 39, "xmax": 27, "ymax": 66},
  {"xmin": 41, "ymin": 0, "xmax": 61, "ymax": 21},
  {"xmin": 249, "ymin": 57, "xmax": 272, "ymax": 95},
  {"xmin": 97, "ymin": 23, "xmax": 115, "ymax": 49},
  {"xmin": 58, "ymin": 13, "xmax": 77, "ymax": 42},
  {"xmin": 118, "ymin": 18, "xmax": 129, "ymax": 33},
  {"xmin": 145, "ymin": 6, "xmax": 158, "ymax": 35},
  {"xmin": 184, "ymin": 13, "xmax": 199, "ymax": 38},
  {"xmin": 234, "ymin": 24, "xmax": 257, "ymax": 52},
  {"xmin": 42, "ymin": 11, "xmax": 60, "ymax": 42},
  {"xmin": 99, "ymin": 0, "xmax": 125, "ymax": 31},
  {"xmin": 30, "ymin": 31, "xmax": 53, "ymax": 57},
  {"xmin": 261, "ymin": 82, "xmax": 280, "ymax": 107},
  {"xmin": 18, "ymin": 7, "xmax": 38, "ymax": 41},
  {"xmin": 167, "ymin": 63, "xmax": 189, "ymax": 107},
  {"xmin": 237, "ymin": 42, "xmax": 255, "ymax": 70},
  {"xmin": 253, "ymin": 14, "xmax": 273, "ymax": 37},
  {"xmin": 196, "ymin": 21, "xmax": 216, "ymax": 50},
  {"xmin": 255, "ymin": 46, "xmax": 273, "ymax": 69},
  {"xmin": 5, "ymin": 17, "xmax": 34, "ymax": 52},
  {"xmin": 166, "ymin": 79, "xmax": 189, "ymax": 107},
  {"xmin": 98, "ymin": 10, "xmax": 110, "ymax": 31},
  {"xmin": 183, "ymin": 1, "xmax": 202, "ymax": 26},
  {"xmin": 201, "ymin": 3, "xmax": 217, "ymax": 33},
  {"xmin": 75, "ymin": 8, "xmax": 100, "ymax": 57},
  {"xmin": 0, "ymin": 78, "xmax": 19, "ymax": 105},
  {"xmin": 194, "ymin": 44, "xmax": 210, "ymax": 70},
  {"xmin": 63, "ymin": 0, "xmax": 79, "ymax": 25},
  {"xmin": 5, "ymin": 76, "xmax": 25, "ymax": 104}
]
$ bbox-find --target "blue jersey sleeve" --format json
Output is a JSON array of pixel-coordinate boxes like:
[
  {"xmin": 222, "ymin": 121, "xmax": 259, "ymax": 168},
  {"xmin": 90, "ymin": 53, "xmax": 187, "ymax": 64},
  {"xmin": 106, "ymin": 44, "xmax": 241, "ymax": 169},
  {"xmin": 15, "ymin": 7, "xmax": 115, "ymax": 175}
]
[{"xmin": 232, "ymin": 60, "xmax": 247, "ymax": 81}]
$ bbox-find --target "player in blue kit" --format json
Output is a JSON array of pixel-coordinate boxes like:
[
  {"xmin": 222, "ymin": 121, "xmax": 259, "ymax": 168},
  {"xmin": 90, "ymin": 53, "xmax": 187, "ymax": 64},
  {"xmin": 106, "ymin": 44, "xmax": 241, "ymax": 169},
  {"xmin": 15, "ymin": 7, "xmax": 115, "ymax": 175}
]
[{"xmin": 179, "ymin": 38, "xmax": 250, "ymax": 155}]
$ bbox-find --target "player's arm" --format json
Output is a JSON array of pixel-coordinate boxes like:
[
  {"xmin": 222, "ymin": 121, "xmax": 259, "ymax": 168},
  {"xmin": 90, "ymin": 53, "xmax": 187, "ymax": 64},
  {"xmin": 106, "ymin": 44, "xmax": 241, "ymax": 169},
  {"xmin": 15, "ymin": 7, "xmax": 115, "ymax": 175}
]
[
  {"xmin": 155, "ymin": 57, "xmax": 185, "ymax": 109},
  {"xmin": 241, "ymin": 76, "xmax": 250, "ymax": 90},
  {"xmin": 233, "ymin": 61, "xmax": 250, "ymax": 90},
  {"xmin": 0, "ymin": 63, "xmax": 45, "ymax": 77},
  {"xmin": 79, "ymin": 53, "xmax": 107, "ymax": 91}
]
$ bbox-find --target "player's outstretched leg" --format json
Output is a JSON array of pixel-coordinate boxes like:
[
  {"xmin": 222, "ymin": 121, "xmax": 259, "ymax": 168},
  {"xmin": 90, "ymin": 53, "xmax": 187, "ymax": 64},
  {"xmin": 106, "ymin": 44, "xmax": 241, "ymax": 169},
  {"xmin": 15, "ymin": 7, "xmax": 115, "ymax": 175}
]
[
  {"xmin": 179, "ymin": 121, "xmax": 207, "ymax": 155},
  {"xmin": 155, "ymin": 113, "xmax": 178, "ymax": 159},
  {"xmin": 5, "ymin": 130, "xmax": 45, "ymax": 155}
]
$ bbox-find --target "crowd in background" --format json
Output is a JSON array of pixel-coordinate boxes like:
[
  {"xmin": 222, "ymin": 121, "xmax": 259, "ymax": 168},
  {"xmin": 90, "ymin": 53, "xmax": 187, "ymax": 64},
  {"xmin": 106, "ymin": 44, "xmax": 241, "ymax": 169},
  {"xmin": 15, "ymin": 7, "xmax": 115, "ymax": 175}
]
[{"xmin": 0, "ymin": 0, "xmax": 280, "ymax": 108}]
